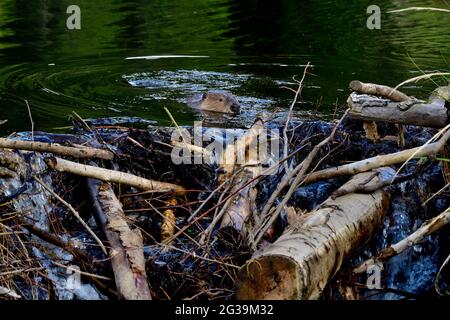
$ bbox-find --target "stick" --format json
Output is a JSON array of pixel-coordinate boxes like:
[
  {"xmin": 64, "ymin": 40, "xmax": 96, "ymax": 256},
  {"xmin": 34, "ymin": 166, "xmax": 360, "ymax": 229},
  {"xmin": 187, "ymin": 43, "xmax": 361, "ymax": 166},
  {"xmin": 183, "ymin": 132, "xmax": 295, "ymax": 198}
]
[
  {"xmin": 393, "ymin": 73, "xmax": 450, "ymax": 91},
  {"xmin": 254, "ymin": 110, "xmax": 349, "ymax": 245},
  {"xmin": 0, "ymin": 286, "xmax": 21, "ymax": 299},
  {"xmin": 283, "ymin": 63, "xmax": 311, "ymax": 173},
  {"xmin": 33, "ymin": 177, "xmax": 108, "ymax": 255},
  {"xmin": 347, "ymin": 93, "xmax": 448, "ymax": 128},
  {"xmin": 25, "ymin": 100, "xmax": 34, "ymax": 141},
  {"xmin": 354, "ymin": 207, "xmax": 450, "ymax": 274},
  {"xmin": 45, "ymin": 157, "xmax": 185, "ymax": 193},
  {"xmin": 0, "ymin": 138, "xmax": 113, "ymax": 160},
  {"xmin": 349, "ymin": 80, "xmax": 410, "ymax": 102},
  {"xmin": 87, "ymin": 179, "xmax": 152, "ymax": 300},
  {"xmin": 18, "ymin": 218, "xmax": 94, "ymax": 265},
  {"xmin": 303, "ymin": 127, "xmax": 450, "ymax": 184}
]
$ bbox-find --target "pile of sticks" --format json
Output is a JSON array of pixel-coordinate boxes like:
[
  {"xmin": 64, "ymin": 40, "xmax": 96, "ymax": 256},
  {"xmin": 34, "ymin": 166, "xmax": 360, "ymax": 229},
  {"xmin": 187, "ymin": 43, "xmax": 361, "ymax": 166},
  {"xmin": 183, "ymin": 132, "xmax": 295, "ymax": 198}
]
[{"xmin": 0, "ymin": 79, "xmax": 449, "ymax": 300}]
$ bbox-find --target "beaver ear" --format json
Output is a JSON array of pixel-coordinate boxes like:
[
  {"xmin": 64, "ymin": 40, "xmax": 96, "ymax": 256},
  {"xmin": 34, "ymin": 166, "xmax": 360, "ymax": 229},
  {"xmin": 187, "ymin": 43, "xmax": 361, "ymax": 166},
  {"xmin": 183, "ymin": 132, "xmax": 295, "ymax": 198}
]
[{"xmin": 202, "ymin": 93, "xmax": 207, "ymax": 100}]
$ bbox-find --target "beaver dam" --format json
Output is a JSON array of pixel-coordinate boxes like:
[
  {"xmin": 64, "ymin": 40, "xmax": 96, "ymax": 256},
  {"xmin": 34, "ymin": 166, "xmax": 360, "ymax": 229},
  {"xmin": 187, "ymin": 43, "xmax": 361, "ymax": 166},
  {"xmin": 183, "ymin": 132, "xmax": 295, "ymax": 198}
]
[{"xmin": 0, "ymin": 80, "xmax": 449, "ymax": 300}]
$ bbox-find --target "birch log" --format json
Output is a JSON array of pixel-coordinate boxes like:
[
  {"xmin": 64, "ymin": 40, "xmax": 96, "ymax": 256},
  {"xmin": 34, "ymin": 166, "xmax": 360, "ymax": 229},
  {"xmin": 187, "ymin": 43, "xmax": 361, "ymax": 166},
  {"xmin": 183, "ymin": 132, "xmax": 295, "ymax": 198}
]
[
  {"xmin": 303, "ymin": 126, "xmax": 450, "ymax": 184},
  {"xmin": 236, "ymin": 170, "xmax": 392, "ymax": 300},
  {"xmin": 45, "ymin": 157, "xmax": 185, "ymax": 193},
  {"xmin": 347, "ymin": 93, "xmax": 448, "ymax": 128},
  {"xmin": 87, "ymin": 179, "xmax": 152, "ymax": 300},
  {"xmin": 0, "ymin": 138, "xmax": 113, "ymax": 160}
]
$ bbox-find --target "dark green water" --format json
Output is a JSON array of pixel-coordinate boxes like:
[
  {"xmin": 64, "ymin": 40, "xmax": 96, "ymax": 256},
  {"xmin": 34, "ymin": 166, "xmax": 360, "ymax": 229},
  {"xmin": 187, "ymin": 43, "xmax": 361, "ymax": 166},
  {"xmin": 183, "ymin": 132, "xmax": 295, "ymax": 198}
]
[{"xmin": 0, "ymin": 0, "xmax": 449, "ymax": 133}]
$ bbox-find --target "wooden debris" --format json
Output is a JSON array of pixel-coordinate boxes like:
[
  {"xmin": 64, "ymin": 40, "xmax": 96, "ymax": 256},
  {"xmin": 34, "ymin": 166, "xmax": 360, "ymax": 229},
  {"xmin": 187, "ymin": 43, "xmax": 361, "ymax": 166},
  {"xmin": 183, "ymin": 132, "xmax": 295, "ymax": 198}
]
[
  {"xmin": 236, "ymin": 170, "xmax": 391, "ymax": 300},
  {"xmin": 218, "ymin": 118, "xmax": 265, "ymax": 182},
  {"xmin": 363, "ymin": 121, "xmax": 380, "ymax": 141},
  {"xmin": 45, "ymin": 156, "xmax": 185, "ymax": 193},
  {"xmin": 354, "ymin": 207, "xmax": 450, "ymax": 274},
  {"xmin": 0, "ymin": 286, "xmax": 21, "ymax": 299},
  {"xmin": 303, "ymin": 126, "xmax": 450, "ymax": 184},
  {"xmin": 34, "ymin": 176, "xmax": 107, "ymax": 255},
  {"xmin": 161, "ymin": 198, "xmax": 177, "ymax": 243},
  {"xmin": 347, "ymin": 92, "xmax": 448, "ymax": 128},
  {"xmin": 87, "ymin": 179, "xmax": 152, "ymax": 300},
  {"xmin": 0, "ymin": 138, "xmax": 114, "ymax": 160},
  {"xmin": 349, "ymin": 80, "xmax": 411, "ymax": 102},
  {"xmin": 218, "ymin": 119, "xmax": 265, "ymax": 236}
]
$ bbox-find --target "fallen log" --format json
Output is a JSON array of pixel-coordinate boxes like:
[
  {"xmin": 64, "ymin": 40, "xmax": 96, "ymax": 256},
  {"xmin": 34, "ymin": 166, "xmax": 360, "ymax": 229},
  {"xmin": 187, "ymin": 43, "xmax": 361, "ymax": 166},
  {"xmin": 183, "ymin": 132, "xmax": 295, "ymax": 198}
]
[
  {"xmin": 235, "ymin": 170, "xmax": 391, "ymax": 300},
  {"xmin": 87, "ymin": 179, "xmax": 152, "ymax": 300},
  {"xmin": 303, "ymin": 126, "xmax": 450, "ymax": 184},
  {"xmin": 45, "ymin": 157, "xmax": 185, "ymax": 193},
  {"xmin": 0, "ymin": 138, "xmax": 114, "ymax": 160},
  {"xmin": 347, "ymin": 92, "xmax": 448, "ymax": 128}
]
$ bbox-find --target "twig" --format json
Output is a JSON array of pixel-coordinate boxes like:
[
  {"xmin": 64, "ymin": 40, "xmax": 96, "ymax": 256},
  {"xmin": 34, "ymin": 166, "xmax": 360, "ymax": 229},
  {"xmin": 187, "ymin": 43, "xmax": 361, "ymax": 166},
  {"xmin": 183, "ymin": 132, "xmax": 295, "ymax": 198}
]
[
  {"xmin": 303, "ymin": 126, "xmax": 450, "ymax": 185},
  {"xmin": 283, "ymin": 62, "xmax": 311, "ymax": 173},
  {"xmin": 388, "ymin": 7, "xmax": 450, "ymax": 14},
  {"xmin": 164, "ymin": 144, "xmax": 308, "ymax": 245},
  {"xmin": 354, "ymin": 207, "xmax": 450, "ymax": 274},
  {"xmin": 153, "ymin": 243, "xmax": 240, "ymax": 269},
  {"xmin": 186, "ymin": 169, "xmax": 241, "ymax": 223},
  {"xmin": 0, "ymin": 286, "xmax": 21, "ymax": 299},
  {"xmin": 423, "ymin": 181, "xmax": 450, "ymax": 206},
  {"xmin": 254, "ymin": 110, "xmax": 349, "ymax": 245},
  {"xmin": 435, "ymin": 252, "xmax": 450, "ymax": 296},
  {"xmin": 33, "ymin": 177, "xmax": 108, "ymax": 255},
  {"xmin": 17, "ymin": 218, "xmax": 94, "ymax": 265},
  {"xmin": 25, "ymin": 100, "xmax": 34, "ymax": 142},
  {"xmin": 393, "ymin": 73, "xmax": 450, "ymax": 91},
  {"xmin": 391, "ymin": 124, "xmax": 450, "ymax": 183}
]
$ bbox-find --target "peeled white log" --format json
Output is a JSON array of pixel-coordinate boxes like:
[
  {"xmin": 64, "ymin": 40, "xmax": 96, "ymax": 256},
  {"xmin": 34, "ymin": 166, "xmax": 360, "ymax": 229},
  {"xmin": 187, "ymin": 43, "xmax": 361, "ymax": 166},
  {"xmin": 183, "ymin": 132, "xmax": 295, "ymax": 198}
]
[
  {"xmin": 45, "ymin": 156, "xmax": 185, "ymax": 193},
  {"xmin": 235, "ymin": 170, "xmax": 392, "ymax": 300},
  {"xmin": 347, "ymin": 92, "xmax": 448, "ymax": 128},
  {"xmin": 0, "ymin": 138, "xmax": 113, "ymax": 160},
  {"xmin": 303, "ymin": 126, "xmax": 450, "ymax": 184},
  {"xmin": 87, "ymin": 180, "xmax": 152, "ymax": 300}
]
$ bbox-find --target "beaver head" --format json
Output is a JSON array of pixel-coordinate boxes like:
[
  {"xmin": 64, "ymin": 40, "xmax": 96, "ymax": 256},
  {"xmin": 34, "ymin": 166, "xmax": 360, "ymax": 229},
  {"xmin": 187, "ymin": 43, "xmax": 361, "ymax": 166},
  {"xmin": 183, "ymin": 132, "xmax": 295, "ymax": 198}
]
[{"xmin": 187, "ymin": 91, "xmax": 241, "ymax": 114}]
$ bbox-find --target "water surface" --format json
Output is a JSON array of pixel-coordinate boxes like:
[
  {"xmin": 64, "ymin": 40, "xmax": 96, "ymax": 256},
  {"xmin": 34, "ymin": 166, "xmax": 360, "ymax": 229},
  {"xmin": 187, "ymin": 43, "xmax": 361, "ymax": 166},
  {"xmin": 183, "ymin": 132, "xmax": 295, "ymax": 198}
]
[{"xmin": 0, "ymin": 0, "xmax": 449, "ymax": 133}]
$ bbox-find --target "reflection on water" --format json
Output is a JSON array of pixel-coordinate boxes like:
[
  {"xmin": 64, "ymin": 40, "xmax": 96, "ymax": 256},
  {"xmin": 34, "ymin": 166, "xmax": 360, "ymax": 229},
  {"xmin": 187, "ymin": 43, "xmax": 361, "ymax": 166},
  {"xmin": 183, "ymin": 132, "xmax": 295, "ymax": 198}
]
[{"xmin": 0, "ymin": 0, "xmax": 449, "ymax": 133}]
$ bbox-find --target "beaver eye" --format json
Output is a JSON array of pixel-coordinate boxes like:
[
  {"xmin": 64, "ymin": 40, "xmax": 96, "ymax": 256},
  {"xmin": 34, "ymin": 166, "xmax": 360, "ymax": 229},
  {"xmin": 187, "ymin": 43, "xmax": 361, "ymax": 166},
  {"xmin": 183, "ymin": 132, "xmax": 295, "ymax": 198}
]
[
  {"xmin": 202, "ymin": 93, "xmax": 207, "ymax": 100},
  {"xmin": 219, "ymin": 98, "xmax": 223, "ymax": 102}
]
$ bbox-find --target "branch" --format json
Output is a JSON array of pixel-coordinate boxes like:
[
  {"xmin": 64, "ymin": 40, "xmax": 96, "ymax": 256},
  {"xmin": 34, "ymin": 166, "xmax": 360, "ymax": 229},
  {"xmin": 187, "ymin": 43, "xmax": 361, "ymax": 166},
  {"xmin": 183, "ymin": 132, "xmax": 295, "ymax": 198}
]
[
  {"xmin": 354, "ymin": 207, "xmax": 450, "ymax": 274},
  {"xmin": 45, "ymin": 157, "xmax": 185, "ymax": 193},
  {"xmin": 303, "ymin": 127, "xmax": 450, "ymax": 184},
  {"xmin": 0, "ymin": 138, "xmax": 113, "ymax": 160}
]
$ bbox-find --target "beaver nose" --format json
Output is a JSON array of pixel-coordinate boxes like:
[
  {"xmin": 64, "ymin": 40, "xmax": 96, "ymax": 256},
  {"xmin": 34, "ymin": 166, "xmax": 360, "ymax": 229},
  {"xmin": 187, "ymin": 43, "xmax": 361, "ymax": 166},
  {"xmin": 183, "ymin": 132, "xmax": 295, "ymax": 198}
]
[{"xmin": 230, "ymin": 104, "xmax": 241, "ymax": 114}]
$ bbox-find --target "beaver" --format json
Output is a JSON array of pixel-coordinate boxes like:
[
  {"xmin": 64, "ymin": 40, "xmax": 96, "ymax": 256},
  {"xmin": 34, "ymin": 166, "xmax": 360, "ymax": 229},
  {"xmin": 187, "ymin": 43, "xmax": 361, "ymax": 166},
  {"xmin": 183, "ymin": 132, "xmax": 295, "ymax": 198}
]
[{"xmin": 186, "ymin": 91, "xmax": 241, "ymax": 114}]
